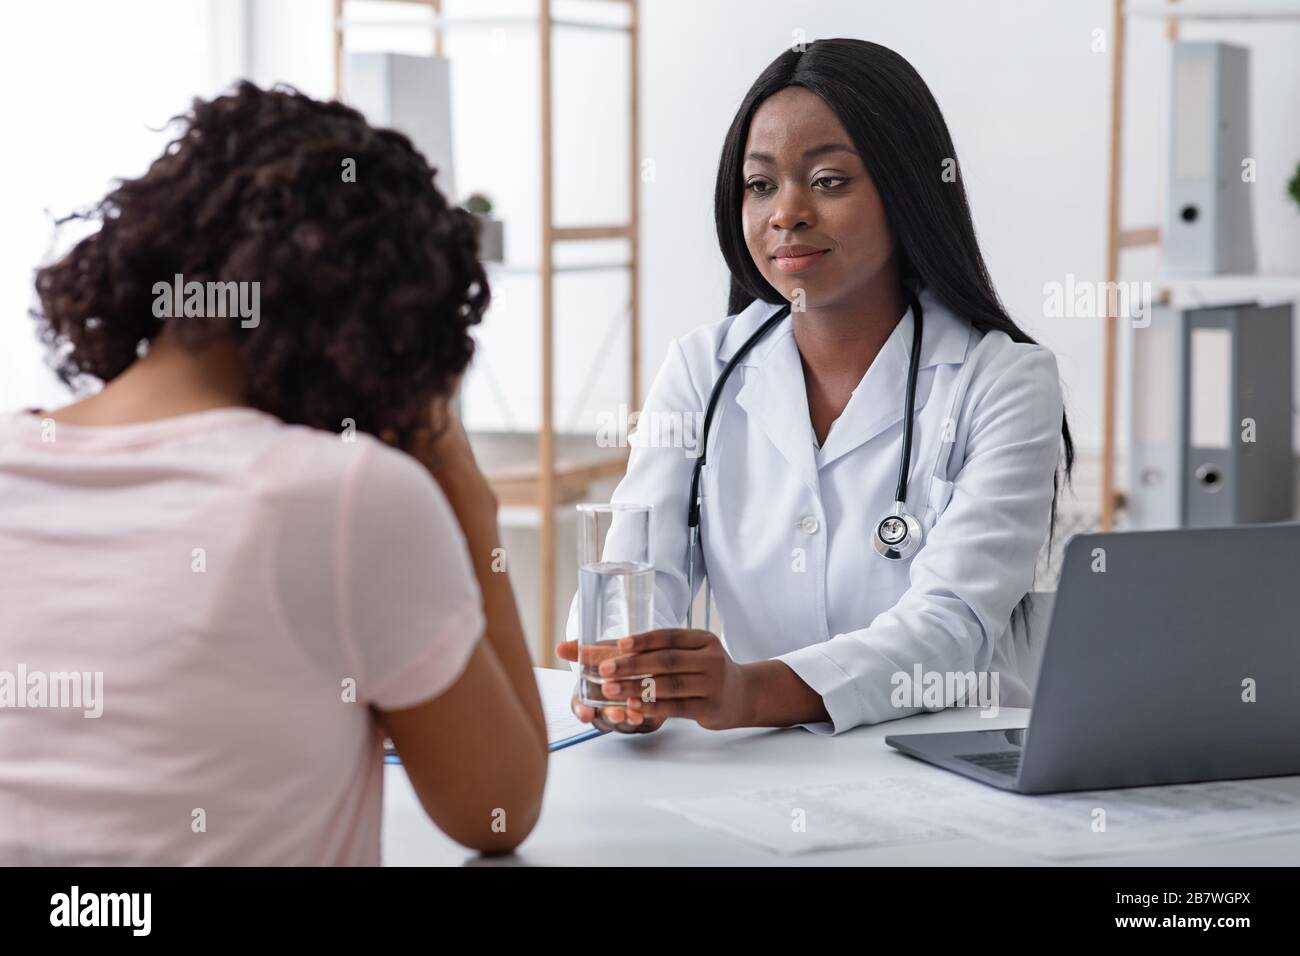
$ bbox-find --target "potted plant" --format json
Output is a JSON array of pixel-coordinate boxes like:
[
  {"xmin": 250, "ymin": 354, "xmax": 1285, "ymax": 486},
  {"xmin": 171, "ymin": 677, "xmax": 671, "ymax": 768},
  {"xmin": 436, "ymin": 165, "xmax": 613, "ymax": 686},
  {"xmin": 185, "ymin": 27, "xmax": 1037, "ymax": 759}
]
[{"xmin": 464, "ymin": 192, "xmax": 503, "ymax": 262}]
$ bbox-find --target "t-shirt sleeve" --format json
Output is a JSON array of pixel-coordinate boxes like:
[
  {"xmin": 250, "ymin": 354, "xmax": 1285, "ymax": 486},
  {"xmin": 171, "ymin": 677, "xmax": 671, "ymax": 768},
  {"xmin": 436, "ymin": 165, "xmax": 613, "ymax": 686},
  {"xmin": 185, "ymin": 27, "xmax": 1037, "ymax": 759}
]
[{"xmin": 337, "ymin": 440, "xmax": 485, "ymax": 711}]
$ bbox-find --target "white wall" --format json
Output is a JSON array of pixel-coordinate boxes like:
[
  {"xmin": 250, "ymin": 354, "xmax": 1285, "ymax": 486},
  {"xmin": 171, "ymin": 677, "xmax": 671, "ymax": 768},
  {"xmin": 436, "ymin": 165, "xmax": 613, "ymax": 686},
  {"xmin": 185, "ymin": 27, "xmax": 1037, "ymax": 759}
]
[{"xmin": 0, "ymin": 0, "xmax": 245, "ymax": 413}]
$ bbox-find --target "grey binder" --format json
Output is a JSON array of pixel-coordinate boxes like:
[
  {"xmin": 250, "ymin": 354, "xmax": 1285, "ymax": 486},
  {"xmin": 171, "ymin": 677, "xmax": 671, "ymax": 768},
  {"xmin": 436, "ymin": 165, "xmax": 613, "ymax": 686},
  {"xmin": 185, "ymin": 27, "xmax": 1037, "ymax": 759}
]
[{"xmin": 1129, "ymin": 302, "xmax": 1293, "ymax": 528}]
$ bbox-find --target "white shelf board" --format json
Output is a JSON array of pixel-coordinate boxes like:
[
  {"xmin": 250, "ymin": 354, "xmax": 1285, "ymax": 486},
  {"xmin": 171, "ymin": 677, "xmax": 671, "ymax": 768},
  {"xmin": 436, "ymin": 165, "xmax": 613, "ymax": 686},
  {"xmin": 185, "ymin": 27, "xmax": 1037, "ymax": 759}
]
[
  {"xmin": 1126, "ymin": 1, "xmax": 1300, "ymax": 21},
  {"xmin": 1146, "ymin": 274, "xmax": 1300, "ymax": 308}
]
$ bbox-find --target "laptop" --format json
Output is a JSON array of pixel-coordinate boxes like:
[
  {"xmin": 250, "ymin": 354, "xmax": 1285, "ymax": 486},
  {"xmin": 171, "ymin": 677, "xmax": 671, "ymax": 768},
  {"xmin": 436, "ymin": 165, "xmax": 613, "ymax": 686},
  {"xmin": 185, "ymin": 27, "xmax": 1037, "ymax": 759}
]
[{"xmin": 885, "ymin": 523, "xmax": 1300, "ymax": 794}]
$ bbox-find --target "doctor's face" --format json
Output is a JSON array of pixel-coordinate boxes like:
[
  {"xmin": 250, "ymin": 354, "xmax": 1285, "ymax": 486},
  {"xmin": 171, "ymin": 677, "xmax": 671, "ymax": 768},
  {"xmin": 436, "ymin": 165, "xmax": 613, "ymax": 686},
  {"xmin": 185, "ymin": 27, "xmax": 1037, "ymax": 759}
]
[{"xmin": 741, "ymin": 86, "xmax": 895, "ymax": 310}]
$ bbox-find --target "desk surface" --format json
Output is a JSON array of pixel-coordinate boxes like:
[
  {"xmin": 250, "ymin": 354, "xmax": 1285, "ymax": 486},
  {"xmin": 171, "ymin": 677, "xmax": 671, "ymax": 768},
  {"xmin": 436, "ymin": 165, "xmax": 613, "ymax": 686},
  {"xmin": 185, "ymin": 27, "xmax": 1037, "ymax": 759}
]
[{"xmin": 382, "ymin": 706, "xmax": 1300, "ymax": 866}]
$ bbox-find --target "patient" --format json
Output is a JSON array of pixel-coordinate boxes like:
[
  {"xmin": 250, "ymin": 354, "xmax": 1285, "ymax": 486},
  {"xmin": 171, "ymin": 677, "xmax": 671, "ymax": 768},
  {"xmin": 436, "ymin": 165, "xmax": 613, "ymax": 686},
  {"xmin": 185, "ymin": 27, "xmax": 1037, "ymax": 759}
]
[{"xmin": 0, "ymin": 82, "xmax": 546, "ymax": 864}]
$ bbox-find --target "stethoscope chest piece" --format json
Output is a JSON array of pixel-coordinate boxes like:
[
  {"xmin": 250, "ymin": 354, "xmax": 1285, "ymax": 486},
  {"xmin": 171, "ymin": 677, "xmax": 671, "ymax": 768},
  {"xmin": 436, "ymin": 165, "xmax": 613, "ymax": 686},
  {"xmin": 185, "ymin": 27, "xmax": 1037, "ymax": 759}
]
[{"xmin": 871, "ymin": 503, "xmax": 923, "ymax": 561}]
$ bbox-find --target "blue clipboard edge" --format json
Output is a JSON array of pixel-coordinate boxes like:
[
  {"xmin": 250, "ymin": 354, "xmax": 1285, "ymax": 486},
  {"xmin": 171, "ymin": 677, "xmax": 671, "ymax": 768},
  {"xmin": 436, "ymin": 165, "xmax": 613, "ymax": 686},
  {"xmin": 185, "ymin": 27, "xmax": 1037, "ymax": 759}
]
[
  {"xmin": 547, "ymin": 727, "xmax": 605, "ymax": 752},
  {"xmin": 383, "ymin": 727, "xmax": 604, "ymax": 765}
]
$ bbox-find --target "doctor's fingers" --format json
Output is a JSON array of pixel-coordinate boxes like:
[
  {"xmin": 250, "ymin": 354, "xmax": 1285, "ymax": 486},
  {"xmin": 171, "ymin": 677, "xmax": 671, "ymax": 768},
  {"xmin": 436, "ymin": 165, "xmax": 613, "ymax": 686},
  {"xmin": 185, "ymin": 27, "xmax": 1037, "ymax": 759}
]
[
  {"xmin": 571, "ymin": 690, "xmax": 637, "ymax": 729},
  {"xmin": 606, "ymin": 716, "xmax": 664, "ymax": 735},
  {"xmin": 599, "ymin": 648, "xmax": 713, "ymax": 679},
  {"xmin": 616, "ymin": 628, "xmax": 714, "ymax": 654},
  {"xmin": 602, "ymin": 673, "xmax": 709, "ymax": 701},
  {"xmin": 631, "ymin": 697, "xmax": 711, "ymax": 723},
  {"xmin": 593, "ymin": 703, "xmax": 656, "ymax": 731},
  {"xmin": 572, "ymin": 696, "xmax": 643, "ymax": 730}
]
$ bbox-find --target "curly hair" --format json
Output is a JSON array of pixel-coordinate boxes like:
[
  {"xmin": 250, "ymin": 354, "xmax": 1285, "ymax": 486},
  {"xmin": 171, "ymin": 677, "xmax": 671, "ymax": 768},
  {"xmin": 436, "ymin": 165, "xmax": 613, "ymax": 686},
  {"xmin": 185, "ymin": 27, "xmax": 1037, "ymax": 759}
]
[{"xmin": 33, "ymin": 80, "xmax": 488, "ymax": 450}]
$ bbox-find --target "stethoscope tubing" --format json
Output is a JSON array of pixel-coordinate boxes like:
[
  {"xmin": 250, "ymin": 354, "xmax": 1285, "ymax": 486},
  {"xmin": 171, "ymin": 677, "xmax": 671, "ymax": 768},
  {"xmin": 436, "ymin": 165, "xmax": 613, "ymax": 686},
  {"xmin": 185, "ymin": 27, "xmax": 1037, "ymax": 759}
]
[{"xmin": 685, "ymin": 289, "xmax": 925, "ymax": 629}]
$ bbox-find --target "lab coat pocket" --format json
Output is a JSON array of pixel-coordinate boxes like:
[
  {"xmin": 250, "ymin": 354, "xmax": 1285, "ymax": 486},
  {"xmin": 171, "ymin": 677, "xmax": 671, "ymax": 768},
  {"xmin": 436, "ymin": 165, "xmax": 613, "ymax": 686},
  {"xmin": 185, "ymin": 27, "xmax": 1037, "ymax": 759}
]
[
  {"xmin": 924, "ymin": 476, "xmax": 955, "ymax": 529},
  {"xmin": 696, "ymin": 461, "xmax": 718, "ymax": 532},
  {"xmin": 699, "ymin": 458, "xmax": 739, "ymax": 519},
  {"xmin": 696, "ymin": 461, "xmax": 713, "ymax": 502}
]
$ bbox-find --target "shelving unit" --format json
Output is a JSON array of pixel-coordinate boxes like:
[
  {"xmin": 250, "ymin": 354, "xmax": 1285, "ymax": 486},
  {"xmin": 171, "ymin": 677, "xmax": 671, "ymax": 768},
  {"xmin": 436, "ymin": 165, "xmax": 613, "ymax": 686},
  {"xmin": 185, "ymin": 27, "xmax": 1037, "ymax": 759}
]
[
  {"xmin": 333, "ymin": 0, "xmax": 640, "ymax": 665},
  {"xmin": 1101, "ymin": 0, "xmax": 1300, "ymax": 529}
]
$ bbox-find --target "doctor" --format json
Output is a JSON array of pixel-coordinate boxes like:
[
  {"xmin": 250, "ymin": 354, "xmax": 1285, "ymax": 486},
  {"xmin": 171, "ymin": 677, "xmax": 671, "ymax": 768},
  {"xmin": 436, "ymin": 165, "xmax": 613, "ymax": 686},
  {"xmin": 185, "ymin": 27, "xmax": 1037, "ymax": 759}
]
[{"xmin": 558, "ymin": 38, "xmax": 1074, "ymax": 736}]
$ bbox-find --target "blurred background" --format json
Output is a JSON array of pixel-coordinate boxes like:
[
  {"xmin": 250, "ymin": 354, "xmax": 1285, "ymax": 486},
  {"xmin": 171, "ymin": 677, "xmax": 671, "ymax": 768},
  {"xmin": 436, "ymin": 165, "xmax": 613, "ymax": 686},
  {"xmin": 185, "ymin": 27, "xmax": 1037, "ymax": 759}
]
[{"xmin": 3, "ymin": 0, "xmax": 1299, "ymax": 663}]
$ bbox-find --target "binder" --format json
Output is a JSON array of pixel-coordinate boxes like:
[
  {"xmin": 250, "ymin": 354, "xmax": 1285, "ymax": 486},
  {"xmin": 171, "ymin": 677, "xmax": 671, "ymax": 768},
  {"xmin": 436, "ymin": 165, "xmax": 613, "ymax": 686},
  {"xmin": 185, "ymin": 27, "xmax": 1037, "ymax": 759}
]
[
  {"xmin": 1129, "ymin": 302, "xmax": 1293, "ymax": 528},
  {"xmin": 1165, "ymin": 42, "xmax": 1256, "ymax": 276},
  {"xmin": 345, "ymin": 52, "xmax": 457, "ymax": 202}
]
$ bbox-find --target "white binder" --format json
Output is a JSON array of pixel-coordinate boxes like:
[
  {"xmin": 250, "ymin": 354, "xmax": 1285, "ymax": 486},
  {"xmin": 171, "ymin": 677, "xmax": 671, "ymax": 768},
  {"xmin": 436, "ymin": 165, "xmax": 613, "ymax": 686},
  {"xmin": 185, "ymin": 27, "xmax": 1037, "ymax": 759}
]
[
  {"xmin": 345, "ymin": 52, "xmax": 457, "ymax": 203},
  {"xmin": 1165, "ymin": 42, "xmax": 1256, "ymax": 276}
]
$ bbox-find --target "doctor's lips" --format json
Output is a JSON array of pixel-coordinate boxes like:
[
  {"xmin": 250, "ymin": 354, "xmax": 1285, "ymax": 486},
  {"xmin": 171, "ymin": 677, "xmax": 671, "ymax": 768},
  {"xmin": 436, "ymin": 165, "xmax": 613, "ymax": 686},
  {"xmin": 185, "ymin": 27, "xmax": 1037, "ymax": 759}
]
[{"xmin": 771, "ymin": 244, "xmax": 830, "ymax": 274}]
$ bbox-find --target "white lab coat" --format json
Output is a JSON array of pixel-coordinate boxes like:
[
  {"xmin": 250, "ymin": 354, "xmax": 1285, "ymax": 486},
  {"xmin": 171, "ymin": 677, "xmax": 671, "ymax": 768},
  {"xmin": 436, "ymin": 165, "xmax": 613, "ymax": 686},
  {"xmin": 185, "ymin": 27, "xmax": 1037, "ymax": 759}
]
[{"xmin": 566, "ymin": 288, "xmax": 1065, "ymax": 735}]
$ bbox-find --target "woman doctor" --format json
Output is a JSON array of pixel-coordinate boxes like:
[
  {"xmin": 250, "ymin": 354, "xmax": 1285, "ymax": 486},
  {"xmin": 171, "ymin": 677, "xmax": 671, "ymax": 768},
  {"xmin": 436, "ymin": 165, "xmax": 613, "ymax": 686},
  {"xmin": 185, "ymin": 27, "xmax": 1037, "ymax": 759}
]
[{"xmin": 557, "ymin": 38, "xmax": 1074, "ymax": 736}]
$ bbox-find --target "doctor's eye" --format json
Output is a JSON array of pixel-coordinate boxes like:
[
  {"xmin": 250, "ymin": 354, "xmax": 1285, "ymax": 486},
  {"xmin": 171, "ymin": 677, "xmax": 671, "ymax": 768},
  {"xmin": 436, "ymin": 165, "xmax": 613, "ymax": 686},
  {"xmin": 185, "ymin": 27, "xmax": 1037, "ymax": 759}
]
[
  {"xmin": 745, "ymin": 179, "xmax": 775, "ymax": 195},
  {"xmin": 812, "ymin": 175, "xmax": 849, "ymax": 191}
]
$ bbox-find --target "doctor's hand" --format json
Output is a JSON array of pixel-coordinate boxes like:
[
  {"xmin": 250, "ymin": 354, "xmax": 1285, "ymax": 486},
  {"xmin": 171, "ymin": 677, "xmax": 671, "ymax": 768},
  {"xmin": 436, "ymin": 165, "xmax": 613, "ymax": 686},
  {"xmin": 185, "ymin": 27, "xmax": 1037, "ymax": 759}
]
[
  {"xmin": 574, "ymin": 629, "xmax": 756, "ymax": 732},
  {"xmin": 555, "ymin": 641, "xmax": 666, "ymax": 734}
]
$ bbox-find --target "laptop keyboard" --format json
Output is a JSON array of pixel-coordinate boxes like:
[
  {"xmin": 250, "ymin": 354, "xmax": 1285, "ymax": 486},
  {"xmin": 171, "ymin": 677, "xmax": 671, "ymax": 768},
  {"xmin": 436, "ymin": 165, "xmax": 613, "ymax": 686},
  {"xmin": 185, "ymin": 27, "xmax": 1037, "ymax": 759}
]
[{"xmin": 956, "ymin": 750, "xmax": 1022, "ymax": 776}]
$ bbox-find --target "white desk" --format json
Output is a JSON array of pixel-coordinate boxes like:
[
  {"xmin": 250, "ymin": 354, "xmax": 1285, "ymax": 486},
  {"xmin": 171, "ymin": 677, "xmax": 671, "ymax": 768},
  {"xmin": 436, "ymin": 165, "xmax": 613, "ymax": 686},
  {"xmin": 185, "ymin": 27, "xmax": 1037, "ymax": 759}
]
[{"xmin": 382, "ymin": 704, "xmax": 1300, "ymax": 866}]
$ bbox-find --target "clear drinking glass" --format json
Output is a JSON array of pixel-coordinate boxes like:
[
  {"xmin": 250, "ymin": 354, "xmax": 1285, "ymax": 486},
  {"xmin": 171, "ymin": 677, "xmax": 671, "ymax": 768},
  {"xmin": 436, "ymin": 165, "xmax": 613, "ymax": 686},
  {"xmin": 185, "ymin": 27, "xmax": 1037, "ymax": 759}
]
[{"xmin": 576, "ymin": 503, "xmax": 654, "ymax": 708}]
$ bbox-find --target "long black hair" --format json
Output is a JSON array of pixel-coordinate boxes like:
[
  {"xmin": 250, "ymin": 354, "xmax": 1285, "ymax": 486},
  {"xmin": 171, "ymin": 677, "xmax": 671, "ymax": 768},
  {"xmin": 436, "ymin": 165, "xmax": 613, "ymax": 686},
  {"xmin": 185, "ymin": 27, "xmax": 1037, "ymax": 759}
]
[{"xmin": 714, "ymin": 39, "xmax": 1074, "ymax": 636}]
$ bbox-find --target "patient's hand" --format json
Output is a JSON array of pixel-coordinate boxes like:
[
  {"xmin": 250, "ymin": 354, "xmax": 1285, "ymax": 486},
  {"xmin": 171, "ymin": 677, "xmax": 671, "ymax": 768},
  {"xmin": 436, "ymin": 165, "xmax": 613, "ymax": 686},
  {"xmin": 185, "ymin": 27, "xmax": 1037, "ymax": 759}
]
[
  {"xmin": 388, "ymin": 398, "xmax": 498, "ymax": 528},
  {"xmin": 399, "ymin": 395, "xmax": 479, "ymax": 477}
]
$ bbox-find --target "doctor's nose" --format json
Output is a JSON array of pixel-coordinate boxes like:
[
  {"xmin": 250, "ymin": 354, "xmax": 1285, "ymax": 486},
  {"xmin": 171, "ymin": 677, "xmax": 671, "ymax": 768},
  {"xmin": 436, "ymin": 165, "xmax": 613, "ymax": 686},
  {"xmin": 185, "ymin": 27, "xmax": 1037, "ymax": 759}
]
[{"xmin": 768, "ymin": 192, "xmax": 816, "ymax": 232}]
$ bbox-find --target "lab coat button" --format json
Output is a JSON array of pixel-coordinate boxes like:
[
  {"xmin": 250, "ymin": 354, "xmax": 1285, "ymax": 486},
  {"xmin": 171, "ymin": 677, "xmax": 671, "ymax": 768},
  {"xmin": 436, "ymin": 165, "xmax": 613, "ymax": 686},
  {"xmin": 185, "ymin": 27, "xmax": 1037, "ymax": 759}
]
[{"xmin": 799, "ymin": 515, "xmax": 820, "ymax": 535}]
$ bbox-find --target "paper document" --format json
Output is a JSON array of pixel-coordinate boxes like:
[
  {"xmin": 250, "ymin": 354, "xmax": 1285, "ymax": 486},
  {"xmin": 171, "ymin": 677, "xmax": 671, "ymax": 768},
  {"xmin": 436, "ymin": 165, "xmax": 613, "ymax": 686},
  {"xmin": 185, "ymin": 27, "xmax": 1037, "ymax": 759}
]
[
  {"xmin": 649, "ymin": 776, "xmax": 1300, "ymax": 859},
  {"xmin": 534, "ymin": 666, "xmax": 599, "ymax": 749}
]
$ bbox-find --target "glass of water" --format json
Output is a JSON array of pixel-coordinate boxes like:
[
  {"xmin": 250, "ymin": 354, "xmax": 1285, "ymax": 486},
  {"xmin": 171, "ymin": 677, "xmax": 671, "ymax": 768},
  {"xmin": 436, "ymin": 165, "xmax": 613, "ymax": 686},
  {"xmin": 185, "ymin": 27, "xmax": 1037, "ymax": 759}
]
[{"xmin": 576, "ymin": 502, "xmax": 654, "ymax": 709}]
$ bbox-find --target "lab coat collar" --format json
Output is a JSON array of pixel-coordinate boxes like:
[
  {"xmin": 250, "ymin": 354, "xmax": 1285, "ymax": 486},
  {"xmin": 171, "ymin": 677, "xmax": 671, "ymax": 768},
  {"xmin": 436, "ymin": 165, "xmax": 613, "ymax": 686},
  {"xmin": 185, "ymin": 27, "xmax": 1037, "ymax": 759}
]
[
  {"xmin": 725, "ymin": 289, "xmax": 973, "ymax": 486},
  {"xmin": 717, "ymin": 288, "xmax": 970, "ymax": 370}
]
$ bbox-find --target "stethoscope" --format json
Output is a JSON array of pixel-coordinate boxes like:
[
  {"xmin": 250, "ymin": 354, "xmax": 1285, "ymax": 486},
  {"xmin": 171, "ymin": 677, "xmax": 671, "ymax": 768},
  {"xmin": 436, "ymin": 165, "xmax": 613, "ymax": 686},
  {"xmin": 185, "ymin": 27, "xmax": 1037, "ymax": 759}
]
[{"xmin": 685, "ymin": 288, "xmax": 926, "ymax": 630}]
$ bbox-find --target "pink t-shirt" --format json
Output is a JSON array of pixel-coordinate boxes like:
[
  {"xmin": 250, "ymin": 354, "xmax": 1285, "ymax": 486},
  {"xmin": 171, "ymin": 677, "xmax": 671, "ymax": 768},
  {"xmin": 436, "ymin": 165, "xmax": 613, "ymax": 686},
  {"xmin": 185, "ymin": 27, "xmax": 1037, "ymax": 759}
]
[{"xmin": 0, "ymin": 407, "xmax": 484, "ymax": 865}]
